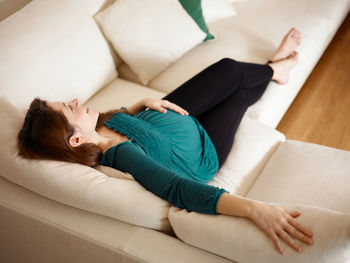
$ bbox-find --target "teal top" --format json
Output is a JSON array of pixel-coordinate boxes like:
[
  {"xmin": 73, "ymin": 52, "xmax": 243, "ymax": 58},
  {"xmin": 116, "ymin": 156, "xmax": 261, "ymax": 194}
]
[{"xmin": 99, "ymin": 109, "xmax": 228, "ymax": 214}]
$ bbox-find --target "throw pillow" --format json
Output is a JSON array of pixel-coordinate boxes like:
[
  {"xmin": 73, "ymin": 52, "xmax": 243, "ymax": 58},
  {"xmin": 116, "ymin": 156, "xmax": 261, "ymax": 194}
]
[{"xmin": 94, "ymin": 0, "xmax": 207, "ymax": 85}]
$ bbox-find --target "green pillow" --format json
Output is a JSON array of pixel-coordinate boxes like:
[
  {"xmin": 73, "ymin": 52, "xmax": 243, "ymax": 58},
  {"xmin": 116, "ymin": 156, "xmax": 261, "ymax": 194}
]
[{"xmin": 178, "ymin": 0, "xmax": 215, "ymax": 41}]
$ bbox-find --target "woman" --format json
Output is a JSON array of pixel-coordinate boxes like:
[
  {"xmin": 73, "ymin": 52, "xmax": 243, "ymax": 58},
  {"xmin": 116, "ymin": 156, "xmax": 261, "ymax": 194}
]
[{"xmin": 17, "ymin": 28, "xmax": 313, "ymax": 255}]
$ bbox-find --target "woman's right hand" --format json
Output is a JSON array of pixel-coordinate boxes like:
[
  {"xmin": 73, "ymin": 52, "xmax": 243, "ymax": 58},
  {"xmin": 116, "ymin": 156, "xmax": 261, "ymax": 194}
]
[{"xmin": 249, "ymin": 202, "xmax": 314, "ymax": 255}]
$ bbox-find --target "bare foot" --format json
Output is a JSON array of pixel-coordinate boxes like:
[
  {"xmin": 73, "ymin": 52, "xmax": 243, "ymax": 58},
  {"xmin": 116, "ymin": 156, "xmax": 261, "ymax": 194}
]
[
  {"xmin": 269, "ymin": 28, "xmax": 301, "ymax": 62},
  {"xmin": 269, "ymin": 51, "xmax": 299, "ymax": 85}
]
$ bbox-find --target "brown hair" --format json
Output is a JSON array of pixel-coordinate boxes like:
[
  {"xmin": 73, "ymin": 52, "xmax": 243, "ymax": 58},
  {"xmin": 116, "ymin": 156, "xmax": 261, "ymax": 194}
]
[{"xmin": 17, "ymin": 97, "xmax": 130, "ymax": 167}]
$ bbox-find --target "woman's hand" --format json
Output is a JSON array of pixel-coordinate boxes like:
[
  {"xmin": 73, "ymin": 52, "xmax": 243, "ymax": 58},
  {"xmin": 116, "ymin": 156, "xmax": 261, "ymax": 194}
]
[
  {"xmin": 143, "ymin": 98, "xmax": 189, "ymax": 116},
  {"xmin": 249, "ymin": 202, "xmax": 314, "ymax": 255}
]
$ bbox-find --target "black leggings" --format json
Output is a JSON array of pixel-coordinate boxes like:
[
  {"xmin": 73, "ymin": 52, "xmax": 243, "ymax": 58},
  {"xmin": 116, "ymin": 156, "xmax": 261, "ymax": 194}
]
[{"xmin": 162, "ymin": 58, "xmax": 273, "ymax": 169}]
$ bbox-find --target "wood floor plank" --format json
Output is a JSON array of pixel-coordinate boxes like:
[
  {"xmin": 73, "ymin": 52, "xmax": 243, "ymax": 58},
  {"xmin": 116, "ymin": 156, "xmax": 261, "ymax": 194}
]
[{"xmin": 276, "ymin": 13, "xmax": 350, "ymax": 151}]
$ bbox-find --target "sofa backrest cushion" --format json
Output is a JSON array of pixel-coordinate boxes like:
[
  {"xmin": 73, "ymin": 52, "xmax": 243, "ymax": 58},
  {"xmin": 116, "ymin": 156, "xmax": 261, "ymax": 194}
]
[
  {"xmin": 0, "ymin": 0, "xmax": 117, "ymax": 111},
  {"xmin": 0, "ymin": 97, "xmax": 172, "ymax": 232}
]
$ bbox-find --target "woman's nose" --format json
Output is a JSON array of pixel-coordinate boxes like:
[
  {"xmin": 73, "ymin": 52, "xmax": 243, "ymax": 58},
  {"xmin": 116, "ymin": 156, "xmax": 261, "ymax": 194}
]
[{"xmin": 72, "ymin": 98, "xmax": 80, "ymax": 107}]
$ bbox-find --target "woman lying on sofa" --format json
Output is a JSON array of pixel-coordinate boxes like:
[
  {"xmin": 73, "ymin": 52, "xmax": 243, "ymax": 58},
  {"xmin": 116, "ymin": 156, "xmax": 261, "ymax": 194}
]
[{"xmin": 17, "ymin": 28, "xmax": 313, "ymax": 256}]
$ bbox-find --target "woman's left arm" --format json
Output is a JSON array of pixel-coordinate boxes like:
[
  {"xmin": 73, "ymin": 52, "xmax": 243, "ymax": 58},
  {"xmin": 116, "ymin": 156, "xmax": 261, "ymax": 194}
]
[{"xmin": 127, "ymin": 98, "xmax": 189, "ymax": 115}]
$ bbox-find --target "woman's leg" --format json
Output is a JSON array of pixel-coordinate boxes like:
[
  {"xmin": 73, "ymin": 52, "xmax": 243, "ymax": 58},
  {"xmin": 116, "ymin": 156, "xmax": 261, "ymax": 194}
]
[
  {"xmin": 162, "ymin": 58, "xmax": 273, "ymax": 117},
  {"xmin": 194, "ymin": 52, "xmax": 299, "ymax": 168},
  {"xmin": 195, "ymin": 81, "xmax": 269, "ymax": 169}
]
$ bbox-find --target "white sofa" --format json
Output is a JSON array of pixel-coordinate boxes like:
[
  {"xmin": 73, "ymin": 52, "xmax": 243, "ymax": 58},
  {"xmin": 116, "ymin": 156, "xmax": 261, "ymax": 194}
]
[{"xmin": 0, "ymin": 0, "xmax": 350, "ymax": 262}]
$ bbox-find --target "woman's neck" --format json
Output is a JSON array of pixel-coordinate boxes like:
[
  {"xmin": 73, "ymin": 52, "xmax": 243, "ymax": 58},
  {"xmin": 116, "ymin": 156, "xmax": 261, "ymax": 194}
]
[
  {"xmin": 95, "ymin": 132, "xmax": 117, "ymax": 154},
  {"xmin": 95, "ymin": 126, "xmax": 131, "ymax": 153}
]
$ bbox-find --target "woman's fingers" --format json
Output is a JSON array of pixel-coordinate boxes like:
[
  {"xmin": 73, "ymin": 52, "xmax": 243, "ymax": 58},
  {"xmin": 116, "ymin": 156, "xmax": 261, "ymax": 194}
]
[
  {"xmin": 161, "ymin": 100, "xmax": 189, "ymax": 115},
  {"xmin": 253, "ymin": 205, "xmax": 314, "ymax": 255},
  {"xmin": 288, "ymin": 211, "xmax": 301, "ymax": 218},
  {"xmin": 144, "ymin": 98, "xmax": 189, "ymax": 115},
  {"xmin": 284, "ymin": 221, "xmax": 313, "ymax": 246},
  {"xmin": 270, "ymin": 231, "xmax": 285, "ymax": 255},
  {"xmin": 287, "ymin": 216, "xmax": 313, "ymax": 238},
  {"xmin": 277, "ymin": 228, "xmax": 303, "ymax": 253}
]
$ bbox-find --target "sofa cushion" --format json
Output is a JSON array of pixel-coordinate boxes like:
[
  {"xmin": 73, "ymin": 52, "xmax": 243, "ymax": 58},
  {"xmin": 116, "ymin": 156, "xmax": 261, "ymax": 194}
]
[
  {"xmin": 0, "ymin": 0, "xmax": 117, "ymax": 111},
  {"xmin": 202, "ymin": 0, "xmax": 236, "ymax": 23},
  {"xmin": 94, "ymin": 0, "xmax": 207, "ymax": 85},
  {"xmin": 169, "ymin": 204, "xmax": 350, "ymax": 263},
  {"xmin": 0, "ymin": 97, "xmax": 172, "ymax": 232},
  {"xmin": 246, "ymin": 140, "xmax": 350, "ymax": 213}
]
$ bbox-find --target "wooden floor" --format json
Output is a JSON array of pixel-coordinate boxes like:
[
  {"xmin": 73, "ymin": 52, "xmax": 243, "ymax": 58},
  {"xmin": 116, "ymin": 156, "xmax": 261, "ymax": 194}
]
[{"xmin": 276, "ymin": 14, "xmax": 350, "ymax": 151}]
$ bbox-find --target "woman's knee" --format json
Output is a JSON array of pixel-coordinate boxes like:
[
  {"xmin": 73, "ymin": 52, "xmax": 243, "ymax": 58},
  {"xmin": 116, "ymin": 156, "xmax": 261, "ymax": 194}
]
[
  {"xmin": 218, "ymin": 57, "xmax": 237, "ymax": 66},
  {"xmin": 216, "ymin": 57, "xmax": 241, "ymax": 74}
]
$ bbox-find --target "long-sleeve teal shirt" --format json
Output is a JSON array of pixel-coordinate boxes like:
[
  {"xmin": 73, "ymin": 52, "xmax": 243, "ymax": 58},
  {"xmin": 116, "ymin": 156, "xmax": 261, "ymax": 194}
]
[{"xmin": 99, "ymin": 109, "xmax": 228, "ymax": 214}]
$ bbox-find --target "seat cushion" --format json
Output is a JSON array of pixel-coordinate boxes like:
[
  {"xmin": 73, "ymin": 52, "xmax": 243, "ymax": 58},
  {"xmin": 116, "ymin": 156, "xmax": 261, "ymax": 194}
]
[
  {"xmin": 246, "ymin": 140, "xmax": 350, "ymax": 213},
  {"xmin": 0, "ymin": 0, "xmax": 117, "ymax": 111}
]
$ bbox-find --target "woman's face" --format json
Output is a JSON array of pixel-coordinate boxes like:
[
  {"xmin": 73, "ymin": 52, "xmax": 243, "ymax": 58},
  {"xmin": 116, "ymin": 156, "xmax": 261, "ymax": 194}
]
[{"xmin": 48, "ymin": 98, "xmax": 99, "ymax": 137}]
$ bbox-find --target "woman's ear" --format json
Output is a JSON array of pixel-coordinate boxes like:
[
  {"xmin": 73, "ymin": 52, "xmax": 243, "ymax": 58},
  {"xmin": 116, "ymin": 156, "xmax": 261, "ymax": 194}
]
[{"xmin": 69, "ymin": 133, "xmax": 83, "ymax": 148}]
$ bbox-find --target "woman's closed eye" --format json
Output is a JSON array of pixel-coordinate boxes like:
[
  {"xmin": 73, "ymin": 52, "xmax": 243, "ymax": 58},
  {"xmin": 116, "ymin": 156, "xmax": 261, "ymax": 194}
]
[{"xmin": 63, "ymin": 102, "xmax": 74, "ymax": 113}]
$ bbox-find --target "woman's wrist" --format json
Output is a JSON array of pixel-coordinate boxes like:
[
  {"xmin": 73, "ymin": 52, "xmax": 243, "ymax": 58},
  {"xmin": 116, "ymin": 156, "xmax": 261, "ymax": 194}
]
[
  {"xmin": 216, "ymin": 193, "xmax": 259, "ymax": 219},
  {"xmin": 245, "ymin": 199, "xmax": 264, "ymax": 220},
  {"xmin": 127, "ymin": 99, "xmax": 147, "ymax": 115}
]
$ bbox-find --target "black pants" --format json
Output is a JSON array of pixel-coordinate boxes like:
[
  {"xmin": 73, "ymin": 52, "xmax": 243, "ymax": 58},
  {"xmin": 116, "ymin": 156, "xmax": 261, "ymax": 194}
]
[{"xmin": 162, "ymin": 58, "xmax": 273, "ymax": 169}]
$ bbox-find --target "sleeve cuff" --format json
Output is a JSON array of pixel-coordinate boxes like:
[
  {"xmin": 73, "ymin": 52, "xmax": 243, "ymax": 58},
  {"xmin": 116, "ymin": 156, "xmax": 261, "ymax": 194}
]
[{"xmin": 213, "ymin": 188, "xmax": 229, "ymax": 215}]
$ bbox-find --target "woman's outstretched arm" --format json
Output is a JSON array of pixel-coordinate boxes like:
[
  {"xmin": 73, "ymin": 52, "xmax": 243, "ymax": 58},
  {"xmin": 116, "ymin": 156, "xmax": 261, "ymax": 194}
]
[{"xmin": 216, "ymin": 193, "xmax": 314, "ymax": 255}]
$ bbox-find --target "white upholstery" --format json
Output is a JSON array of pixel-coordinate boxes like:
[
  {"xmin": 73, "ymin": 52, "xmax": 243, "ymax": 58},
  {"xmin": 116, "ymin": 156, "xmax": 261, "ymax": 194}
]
[
  {"xmin": 246, "ymin": 140, "xmax": 350, "ymax": 213},
  {"xmin": 202, "ymin": 0, "xmax": 236, "ymax": 23},
  {"xmin": 0, "ymin": 0, "xmax": 117, "ymax": 111},
  {"xmin": 84, "ymin": 0, "xmax": 114, "ymax": 16}
]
